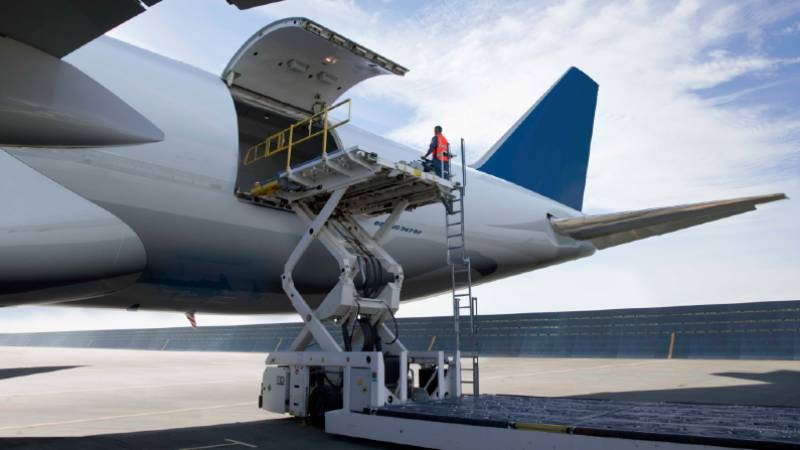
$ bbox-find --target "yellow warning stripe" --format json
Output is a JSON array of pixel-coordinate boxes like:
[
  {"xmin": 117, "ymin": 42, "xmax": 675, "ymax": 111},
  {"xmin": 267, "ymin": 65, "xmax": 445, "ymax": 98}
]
[{"xmin": 250, "ymin": 180, "xmax": 280, "ymax": 197}]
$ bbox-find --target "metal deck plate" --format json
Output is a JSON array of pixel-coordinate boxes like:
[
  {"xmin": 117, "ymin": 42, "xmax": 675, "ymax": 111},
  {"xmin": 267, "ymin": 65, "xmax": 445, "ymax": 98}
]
[
  {"xmin": 376, "ymin": 395, "xmax": 800, "ymax": 449},
  {"xmin": 254, "ymin": 146, "xmax": 453, "ymax": 216}
]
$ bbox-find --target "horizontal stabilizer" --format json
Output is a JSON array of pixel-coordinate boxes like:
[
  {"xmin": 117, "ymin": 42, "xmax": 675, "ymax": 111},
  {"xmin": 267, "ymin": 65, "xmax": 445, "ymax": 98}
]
[{"xmin": 551, "ymin": 193, "xmax": 787, "ymax": 250}]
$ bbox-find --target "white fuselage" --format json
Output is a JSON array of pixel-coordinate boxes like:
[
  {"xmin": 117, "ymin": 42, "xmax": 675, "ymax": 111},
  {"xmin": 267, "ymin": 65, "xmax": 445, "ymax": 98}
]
[{"xmin": 4, "ymin": 37, "xmax": 594, "ymax": 314}]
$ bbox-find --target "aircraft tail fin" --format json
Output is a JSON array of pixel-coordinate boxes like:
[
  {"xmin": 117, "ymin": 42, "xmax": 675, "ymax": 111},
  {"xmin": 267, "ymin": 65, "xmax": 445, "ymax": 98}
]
[{"xmin": 473, "ymin": 67, "xmax": 598, "ymax": 211}]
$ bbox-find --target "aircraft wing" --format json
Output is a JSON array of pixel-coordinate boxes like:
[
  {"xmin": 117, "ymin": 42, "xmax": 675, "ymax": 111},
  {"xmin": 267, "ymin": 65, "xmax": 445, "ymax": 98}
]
[
  {"xmin": 550, "ymin": 193, "xmax": 787, "ymax": 250},
  {"xmin": 0, "ymin": 1, "xmax": 281, "ymax": 58},
  {"xmin": 0, "ymin": 0, "xmax": 281, "ymax": 148}
]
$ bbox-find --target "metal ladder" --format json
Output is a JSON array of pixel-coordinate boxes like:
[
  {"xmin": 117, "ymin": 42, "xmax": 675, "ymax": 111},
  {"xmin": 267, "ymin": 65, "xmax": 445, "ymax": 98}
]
[{"xmin": 446, "ymin": 138, "xmax": 479, "ymax": 397}]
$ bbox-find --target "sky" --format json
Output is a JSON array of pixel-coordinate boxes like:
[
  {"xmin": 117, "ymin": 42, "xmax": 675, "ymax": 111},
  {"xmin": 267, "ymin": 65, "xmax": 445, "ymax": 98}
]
[{"xmin": 2, "ymin": 0, "xmax": 799, "ymax": 331}]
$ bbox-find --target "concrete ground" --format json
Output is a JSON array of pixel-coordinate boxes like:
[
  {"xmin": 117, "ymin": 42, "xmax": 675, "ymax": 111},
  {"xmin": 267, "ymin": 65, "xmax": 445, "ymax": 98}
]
[{"xmin": 0, "ymin": 347, "xmax": 798, "ymax": 449}]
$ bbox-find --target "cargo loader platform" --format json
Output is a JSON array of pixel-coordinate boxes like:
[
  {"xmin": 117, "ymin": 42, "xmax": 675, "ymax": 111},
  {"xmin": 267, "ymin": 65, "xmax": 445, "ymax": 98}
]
[
  {"xmin": 248, "ymin": 145, "xmax": 453, "ymax": 215},
  {"xmin": 327, "ymin": 394, "xmax": 800, "ymax": 449}
]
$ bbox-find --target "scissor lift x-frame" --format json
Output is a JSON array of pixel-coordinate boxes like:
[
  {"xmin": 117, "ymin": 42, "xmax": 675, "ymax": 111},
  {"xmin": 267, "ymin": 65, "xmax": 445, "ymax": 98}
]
[{"xmin": 256, "ymin": 146, "xmax": 471, "ymax": 424}]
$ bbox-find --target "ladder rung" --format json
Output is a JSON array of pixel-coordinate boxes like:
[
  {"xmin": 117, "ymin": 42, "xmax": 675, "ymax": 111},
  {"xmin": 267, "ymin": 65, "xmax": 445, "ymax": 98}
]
[
  {"xmin": 461, "ymin": 380, "xmax": 474, "ymax": 384},
  {"xmin": 447, "ymin": 233, "xmax": 463, "ymax": 239},
  {"xmin": 448, "ymin": 246, "xmax": 464, "ymax": 250},
  {"xmin": 446, "ymin": 221, "xmax": 462, "ymax": 227}
]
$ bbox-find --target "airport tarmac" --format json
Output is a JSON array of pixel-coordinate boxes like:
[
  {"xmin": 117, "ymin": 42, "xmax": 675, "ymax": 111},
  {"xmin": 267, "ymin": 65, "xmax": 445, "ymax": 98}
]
[{"xmin": 1, "ymin": 346, "xmax": 799, "ymax": 449}]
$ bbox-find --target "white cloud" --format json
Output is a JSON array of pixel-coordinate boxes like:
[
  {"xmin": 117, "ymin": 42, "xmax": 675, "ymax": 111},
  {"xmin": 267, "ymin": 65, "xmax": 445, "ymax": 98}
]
[{"xmin": 780, "ymin": 21, "xmax": 800, "ymax": 35}]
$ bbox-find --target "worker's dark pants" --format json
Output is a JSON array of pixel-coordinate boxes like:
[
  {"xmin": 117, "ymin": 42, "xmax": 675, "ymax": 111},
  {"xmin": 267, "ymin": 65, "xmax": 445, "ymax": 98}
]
[{"xmin": 433, "ymin": 158, "xmax": 449, "ymax": 179}]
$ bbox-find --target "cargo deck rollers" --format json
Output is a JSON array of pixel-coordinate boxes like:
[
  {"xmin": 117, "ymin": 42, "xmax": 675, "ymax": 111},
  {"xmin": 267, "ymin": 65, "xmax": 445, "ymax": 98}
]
[{"xmin": 243, "ymin": 102, "xmax": 799, "ymax": 450}]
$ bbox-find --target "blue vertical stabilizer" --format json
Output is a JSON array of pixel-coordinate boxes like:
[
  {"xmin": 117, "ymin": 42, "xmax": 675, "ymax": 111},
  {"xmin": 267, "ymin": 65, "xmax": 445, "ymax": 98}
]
[{"xmin": 473, "ymin": 67, "xmax": 598, "ymax": 211}]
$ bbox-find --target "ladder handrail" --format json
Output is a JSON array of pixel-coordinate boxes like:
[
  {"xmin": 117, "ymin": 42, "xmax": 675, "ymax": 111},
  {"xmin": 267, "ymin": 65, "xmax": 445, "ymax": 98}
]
[
  {"xmin": 447, "ymin": 138, "xmax": 479, "ymax": 398},
  {"xmin": 459, "ymin": 138, "xmax": 467, "ymax": 189}
]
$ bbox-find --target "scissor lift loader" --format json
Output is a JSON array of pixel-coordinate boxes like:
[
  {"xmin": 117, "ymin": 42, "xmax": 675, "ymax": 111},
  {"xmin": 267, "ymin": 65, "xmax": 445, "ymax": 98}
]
[{"xmin": 244, "ymin": 105, "xmax": 470, "ymax": 426}]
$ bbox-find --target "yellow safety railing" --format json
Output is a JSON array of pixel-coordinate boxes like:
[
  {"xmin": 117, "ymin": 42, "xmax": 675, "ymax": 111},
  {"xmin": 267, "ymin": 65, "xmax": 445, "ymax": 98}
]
[{"xmin": 242, "ymin": 99, "xmax": 351, "ymax": 172}]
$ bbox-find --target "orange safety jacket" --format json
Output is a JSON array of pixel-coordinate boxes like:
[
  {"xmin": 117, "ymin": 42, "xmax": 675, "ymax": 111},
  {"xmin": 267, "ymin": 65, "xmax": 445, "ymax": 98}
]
[{"xmin": 434, "ymin": 133, "xmax": 449, "ymax": 162}]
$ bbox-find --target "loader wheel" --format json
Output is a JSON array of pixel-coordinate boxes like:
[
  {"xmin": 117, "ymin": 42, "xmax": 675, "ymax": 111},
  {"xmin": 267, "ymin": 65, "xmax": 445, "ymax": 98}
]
[{"xmin": 308, "ymin": 385, "xmax": 342, "ymax": 428}]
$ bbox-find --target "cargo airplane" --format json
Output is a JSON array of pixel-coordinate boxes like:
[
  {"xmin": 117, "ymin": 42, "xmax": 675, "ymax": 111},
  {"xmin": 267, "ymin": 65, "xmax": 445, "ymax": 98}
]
[{"xmin": 0, "ymin": 1, "xmax": 786, "ymax": 318}]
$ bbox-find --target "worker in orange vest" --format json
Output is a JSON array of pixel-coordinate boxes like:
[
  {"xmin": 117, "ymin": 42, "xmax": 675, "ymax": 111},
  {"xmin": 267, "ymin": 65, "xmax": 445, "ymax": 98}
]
[{"xmin": 424, "ymin": 125, "xmax": 449, "ymax": 179}]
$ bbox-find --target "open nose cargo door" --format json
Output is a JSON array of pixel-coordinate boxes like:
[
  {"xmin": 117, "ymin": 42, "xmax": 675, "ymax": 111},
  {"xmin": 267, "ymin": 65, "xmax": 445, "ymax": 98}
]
[
  {"xmin": 223, "ymin": 17, "xmax": 407, "ymax": 114},
  {"xmin": 223, "ymin": 17, "xmax": 408, "ymax": 199}
]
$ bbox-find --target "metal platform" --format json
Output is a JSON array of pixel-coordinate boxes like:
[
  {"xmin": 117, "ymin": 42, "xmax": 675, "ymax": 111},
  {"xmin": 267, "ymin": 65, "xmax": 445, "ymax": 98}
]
[
  {"xmin": 326, "ymin": 394, "xmax": 800, "ymax": 449},
  {"xmin": 249, "ymin": 146, "xmax": 453, "ymax": 216}
]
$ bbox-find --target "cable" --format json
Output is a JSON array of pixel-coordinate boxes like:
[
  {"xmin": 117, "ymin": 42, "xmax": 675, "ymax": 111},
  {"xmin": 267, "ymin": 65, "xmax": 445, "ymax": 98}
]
[
  {"xmin": 323, "ymin": 371, "xmax": 342, "ymax": 389},
  {"xmin": 340, "ymin": 321, "xmax": 351, "ymax": 352},
  {"xmin": 347, "ymin": 301, "xmax": 361, "ymax": 350},
  {"xmin": 384, "ymin": 302, "xmax": 399, "ymax": 345},
  {"xmin": 341, "ymin": 300, "xmax": 361, "ymax": 352}
]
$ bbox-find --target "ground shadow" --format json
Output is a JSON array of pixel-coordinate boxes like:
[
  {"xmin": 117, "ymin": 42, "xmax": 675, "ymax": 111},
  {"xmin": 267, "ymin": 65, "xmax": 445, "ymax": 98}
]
[
  {"xmin": 569, "ymin": 369, "xmax": 800, "ymax": 407},
  {"xmin": 0, "ymin": 366, "xmax": 82, "ymax": 381},
  {"xmin": 0, "ymin": 418, "xmax": 418, "ymax": 450}
]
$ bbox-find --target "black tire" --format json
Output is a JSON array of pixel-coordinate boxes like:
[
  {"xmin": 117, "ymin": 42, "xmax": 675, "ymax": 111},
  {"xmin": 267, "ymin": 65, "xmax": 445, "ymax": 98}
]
[{"xmin": 308, "ymin": 385, "xmax": 342, "ymax": 428}]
